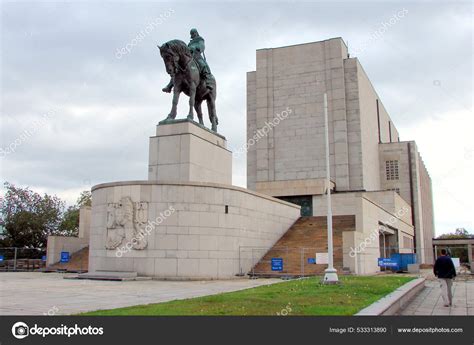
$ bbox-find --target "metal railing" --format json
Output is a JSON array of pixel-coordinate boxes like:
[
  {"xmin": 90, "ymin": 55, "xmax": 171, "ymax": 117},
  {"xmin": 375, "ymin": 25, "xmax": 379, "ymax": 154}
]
[
  {"xmin": 239, "ymin": 246, "xmax": 338, "ymax": 277},
  {"xmin": 0, "ymin": 247, "xmax": 47, "ymax": 272},
  {"xmin": 238, "ymin": 245, "xmax": 430, "ymax": 277}
]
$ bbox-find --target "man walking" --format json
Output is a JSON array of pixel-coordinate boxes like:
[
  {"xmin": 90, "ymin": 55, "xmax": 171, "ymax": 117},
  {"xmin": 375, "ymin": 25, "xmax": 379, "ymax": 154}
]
[{"xmin": 433, "ymin": 249, "xmax": 457, "ymax": 307}]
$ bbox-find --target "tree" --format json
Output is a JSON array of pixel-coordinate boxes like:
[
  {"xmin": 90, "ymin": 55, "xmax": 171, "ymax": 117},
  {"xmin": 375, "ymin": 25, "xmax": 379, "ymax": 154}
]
[
  {"xmin": 437, "ymin": 228, "xmax": 472, "ymax": 239},
  {"xmin": 58, "ymin": 190, "xmax": 92, "ymax": 234},
  {"xmin": 77, "ymin": 190, "xmax": 92, "ymax": 207},
  {"xmin": 0, "ymin": 182, "xmax": 67, "ymax": 248},
  {"xmin": 58, "ymin": 206, "xmax": 80, "ymax": 235},
  {"xmin": 0, "ymin": 183, "xmax": 92, "ymax": 248}
]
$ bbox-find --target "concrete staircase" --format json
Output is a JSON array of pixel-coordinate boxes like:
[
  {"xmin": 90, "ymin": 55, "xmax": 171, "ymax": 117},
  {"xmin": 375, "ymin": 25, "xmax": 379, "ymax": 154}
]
[
  {"xmin": 45, "ymin": 246, "xmax": 89, "ymax": 273},
  {"xmin": 250, "ymin": 216, "xmax": 355, "ymax": 277}
]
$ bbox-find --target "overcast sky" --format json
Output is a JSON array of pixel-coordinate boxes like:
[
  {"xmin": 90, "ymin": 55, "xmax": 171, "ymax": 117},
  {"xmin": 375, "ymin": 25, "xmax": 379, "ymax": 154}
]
[{"xmin": 0, "ymin": 0, "xmax": 472, "ymax": 236}]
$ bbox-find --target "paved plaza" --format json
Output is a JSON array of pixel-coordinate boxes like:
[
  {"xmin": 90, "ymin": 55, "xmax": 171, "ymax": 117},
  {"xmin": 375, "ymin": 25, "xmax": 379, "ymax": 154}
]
[
  {"xmin": 0, "ymin": 272, "xmax": 281, "ymax": 315},
  {"xmin": 399, "ymin": 278, "xmax": 474, "ymax": 315},
  {"xmin": 1, "ymin": 272, "xmax": 472, "ymax": 316}
]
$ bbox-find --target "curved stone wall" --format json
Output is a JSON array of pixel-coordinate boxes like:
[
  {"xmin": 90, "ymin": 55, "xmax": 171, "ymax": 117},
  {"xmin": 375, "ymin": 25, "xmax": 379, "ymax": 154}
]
[{"xmin": 89, "ymin": 181, "xmax": 300, "ymax": 279}]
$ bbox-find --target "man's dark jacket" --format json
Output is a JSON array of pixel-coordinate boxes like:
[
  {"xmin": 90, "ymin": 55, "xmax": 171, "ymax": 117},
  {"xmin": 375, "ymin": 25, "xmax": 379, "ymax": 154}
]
[{"xmin": 433, "ymin": 255, "xmax": 456, "ymax": 279}]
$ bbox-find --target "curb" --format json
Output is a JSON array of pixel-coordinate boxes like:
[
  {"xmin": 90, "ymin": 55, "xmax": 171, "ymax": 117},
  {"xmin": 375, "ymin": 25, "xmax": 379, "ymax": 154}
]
[{"xmin": 355, "ymin": 277, "xmax": 426, "ymax": 316}]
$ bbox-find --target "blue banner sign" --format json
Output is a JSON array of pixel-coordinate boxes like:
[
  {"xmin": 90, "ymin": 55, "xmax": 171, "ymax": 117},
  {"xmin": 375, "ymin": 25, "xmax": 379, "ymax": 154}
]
[
  {"xmin": 378, "ymin": 258, "xmax": 398, "ymax": 268},
  {"xmin": 60, "ymin": 251, "xmax": 70, "ymax": 263},
  {"xmin": 271, "ymin": 258, "xmax": 283, "ymax": 271},
  {"xmin": 0, "ymin": 255, "xmax": 4, "ymax": 262},
  {"xmin": 307, "ymin": 258, "xmax": 316, "ymax": 264}
]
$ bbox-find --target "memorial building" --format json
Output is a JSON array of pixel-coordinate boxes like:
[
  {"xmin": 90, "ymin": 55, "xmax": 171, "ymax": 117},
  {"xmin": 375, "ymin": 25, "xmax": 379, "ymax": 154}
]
[
  {"xmin": 48, "ymin": 36, "xmax": 435, "ymax": 279},
  {"xmin": 246, "ymin": 37, "xmax": 434, "ymax": 274}
]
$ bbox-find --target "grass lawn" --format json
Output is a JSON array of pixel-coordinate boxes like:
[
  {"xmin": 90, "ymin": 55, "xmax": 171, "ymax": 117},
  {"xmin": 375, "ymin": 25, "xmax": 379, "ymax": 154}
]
[{"xmin": 81, "ymin": 275, "xmax": 414, "ymax": 316}]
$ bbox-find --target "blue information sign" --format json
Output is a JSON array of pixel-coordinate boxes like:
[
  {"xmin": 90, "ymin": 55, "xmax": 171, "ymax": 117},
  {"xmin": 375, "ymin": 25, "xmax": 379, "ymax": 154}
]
[
  {"xmin": 271, "ymin": 258, "xmax": 283, "ymax": 271},
  {"xmin": 0, "ymin": 255, "xmax": 4, "ymax": 262},
  {"xmin": 41, "ymin": 255, "xmax": 47, "ymax": 262},
  {"xmin": 378, "ymin": 258, "xmax": 398, "ymax": 268},
  {"xmin": 60, "ymin": 251, "xmax": 70, "ymax": 263},
  {"xmin": 307, "ymin": 258, "xmax": 316, "ymax": 264}
]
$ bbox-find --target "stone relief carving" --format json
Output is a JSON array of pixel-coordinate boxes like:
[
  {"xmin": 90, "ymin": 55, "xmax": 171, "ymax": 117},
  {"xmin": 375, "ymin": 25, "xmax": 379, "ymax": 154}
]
[{"xmin": 105, "ymin": 196, "xmax": 148, "ymax": 250}]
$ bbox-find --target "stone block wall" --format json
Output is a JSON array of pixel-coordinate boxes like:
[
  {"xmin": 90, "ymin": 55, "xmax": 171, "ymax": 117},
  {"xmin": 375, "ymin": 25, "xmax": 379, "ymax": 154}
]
[
  {"xmin": 89, "ymin": 181, "xmax": 300, "ymax": 279},
  {"xmin": 247, "ymin": 38, "xmax": 354, "ymax": 195},
  {"xmin": 247, "ymin": 71, "xmax": 257, "ymax": 191},
  {"xmin": 148, "ymin": 120, "xmax": 232, "ymax": 185},
  {"xmin": 418, "ymin": 153, "xmax": 435, "ymax": 264},
  {"xmin": 312, "ymin": 191, "xmax": 414, "ymax": 274},
  {"xmin": 46, "ymin": 206, "xmax": 91, "ymax": 266},
  {"xmin": 355, "ymin": 59, "xmax": 400, "ymax": 192},
  {"xmin": 379, "ymin": 141, "xmax": 435, "ymax": 264},
  {"xmin": 246, "ymin": 38, "xmax": 403, "ymax": 195},
  {"xmin": 378, "ymin": 142, "xmax": 412, "ymax": 205}
]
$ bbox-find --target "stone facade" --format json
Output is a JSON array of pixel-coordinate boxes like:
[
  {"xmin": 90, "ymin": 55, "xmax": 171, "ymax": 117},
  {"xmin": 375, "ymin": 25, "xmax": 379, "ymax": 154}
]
[
  {"xmin": 246, "ymin": 37, "xmax": 435, "ymax": 270},
  {"xmin": 84, "ymin": 37, "xmax": 436, "ymax": 279},
  {"xmin": 247, "ymin": 38, "xmax": 406, "ymax": 194},
  {"xmin": 87, "ymin": 120, "xmax": 302, "ymax": 279},
  {"xmin": 89, "ymin": 181, "xmax": 300, "ymax": 279},
  {"xmin": 379, "ymin": 141, "xmax": 435, "ymax": 264},
  {"xmin": 148, "ymin": 120, "xmax": 232, "ymax": 185},
  {"xmin": 246, "ymin": 38, "xmax": 402, "ymax": 195},
  {"xmin": 313, "ymin": 191, "xmax": 414, "ymax": 274},
  {"xmin": 46, "ymin": 206, "xmax": 91, "ymax": 265},
  {"xmin": 247, "ymin": 39, "xmax": 353, "ymax": 193}
]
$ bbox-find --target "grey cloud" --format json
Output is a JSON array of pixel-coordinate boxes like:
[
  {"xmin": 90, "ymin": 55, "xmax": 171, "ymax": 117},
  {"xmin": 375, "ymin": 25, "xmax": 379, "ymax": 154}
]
[{"xmin": 0, "ymin": 1, "xmax": 471, "ymax": 235}]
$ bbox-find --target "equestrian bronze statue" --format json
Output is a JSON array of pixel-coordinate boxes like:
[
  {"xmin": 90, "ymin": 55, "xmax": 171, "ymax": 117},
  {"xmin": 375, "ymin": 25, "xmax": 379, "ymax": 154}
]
[{"xmin": 158, "ymin": 29, "xmax": 218, "ymax": 132}]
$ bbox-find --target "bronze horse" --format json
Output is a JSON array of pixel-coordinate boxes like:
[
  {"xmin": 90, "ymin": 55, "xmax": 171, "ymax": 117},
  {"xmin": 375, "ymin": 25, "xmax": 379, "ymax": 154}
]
[{"xmin": 158, "ymin": 40, "xmax": 218, "ymax": 131}]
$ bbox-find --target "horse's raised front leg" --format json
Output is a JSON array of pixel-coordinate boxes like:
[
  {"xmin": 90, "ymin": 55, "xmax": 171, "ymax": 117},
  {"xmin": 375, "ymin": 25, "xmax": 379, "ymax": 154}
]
[
  {"xmin": 187, "ymin": 82, "xmax": 196, "ymax": 120},
  {"xmin": 168, "ymin": 86, "xmax": 180, "ymax": 120}
]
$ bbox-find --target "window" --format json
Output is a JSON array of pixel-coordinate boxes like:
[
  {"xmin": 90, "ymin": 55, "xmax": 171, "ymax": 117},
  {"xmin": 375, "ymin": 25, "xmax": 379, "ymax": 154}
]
[
  {"xmin": 403, "ymin": 236, "xmax": 414, "ymax": 251},
  {"xmin": 388, "ymin": 188, "xmax": 400, "ymax": 195},
  {"xmin": 385, "ymin": 160, "xmax": 399, "ymax": 180},
  {"xmin": 278, "ymin": 196, "xmax": 313, "ymax": 217}
]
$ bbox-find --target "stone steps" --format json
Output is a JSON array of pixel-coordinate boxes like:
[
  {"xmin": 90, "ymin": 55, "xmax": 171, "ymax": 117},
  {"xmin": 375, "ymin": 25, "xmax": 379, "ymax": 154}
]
[
  {"xmin": 45, "ymin": 246, "xmax": 89, "ymax": 273},
  {"xmin": 72, "ymin": 270, "xmax": 152, "ymax": 281},
  {"xmin": 250, "ymin": 216, "xmax": 355, "ymax": 277}
]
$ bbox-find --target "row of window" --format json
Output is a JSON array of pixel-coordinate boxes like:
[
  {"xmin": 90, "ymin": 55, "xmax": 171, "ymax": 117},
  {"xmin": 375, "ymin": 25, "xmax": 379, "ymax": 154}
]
[
  {"xmin": 388, "ymin": 188, "xmax": 400, "ymax": 195},
  {"xmin": 385, "ymin": 160, "xmax": 399, "ymax": 180}
]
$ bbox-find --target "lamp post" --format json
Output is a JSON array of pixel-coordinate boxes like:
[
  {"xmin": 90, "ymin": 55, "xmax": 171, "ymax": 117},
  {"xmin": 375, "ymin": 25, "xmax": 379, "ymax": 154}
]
[{"xmin": 322, "ymin": 93, "xmax": 339, "ymax": 284}]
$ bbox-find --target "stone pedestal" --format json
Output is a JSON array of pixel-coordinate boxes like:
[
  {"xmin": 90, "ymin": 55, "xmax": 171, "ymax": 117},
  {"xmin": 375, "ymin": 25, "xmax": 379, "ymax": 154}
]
[
  {"xmin": 88, "ymin": 181, "xmax": 301, "ymax": 279},
  {"xmin": 87, "ymin": 119, "xmax": 303, "ymax": 279},
  {"xmin": 148, "ymin": 119, "xmax": 232, "ymax": 185}
]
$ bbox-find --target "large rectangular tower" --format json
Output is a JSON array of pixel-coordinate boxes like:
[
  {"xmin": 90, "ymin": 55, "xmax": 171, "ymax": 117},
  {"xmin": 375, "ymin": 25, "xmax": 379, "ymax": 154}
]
[{"xmin": 247, "ymin": 37, "xmax": 435, "ymax": 266}]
